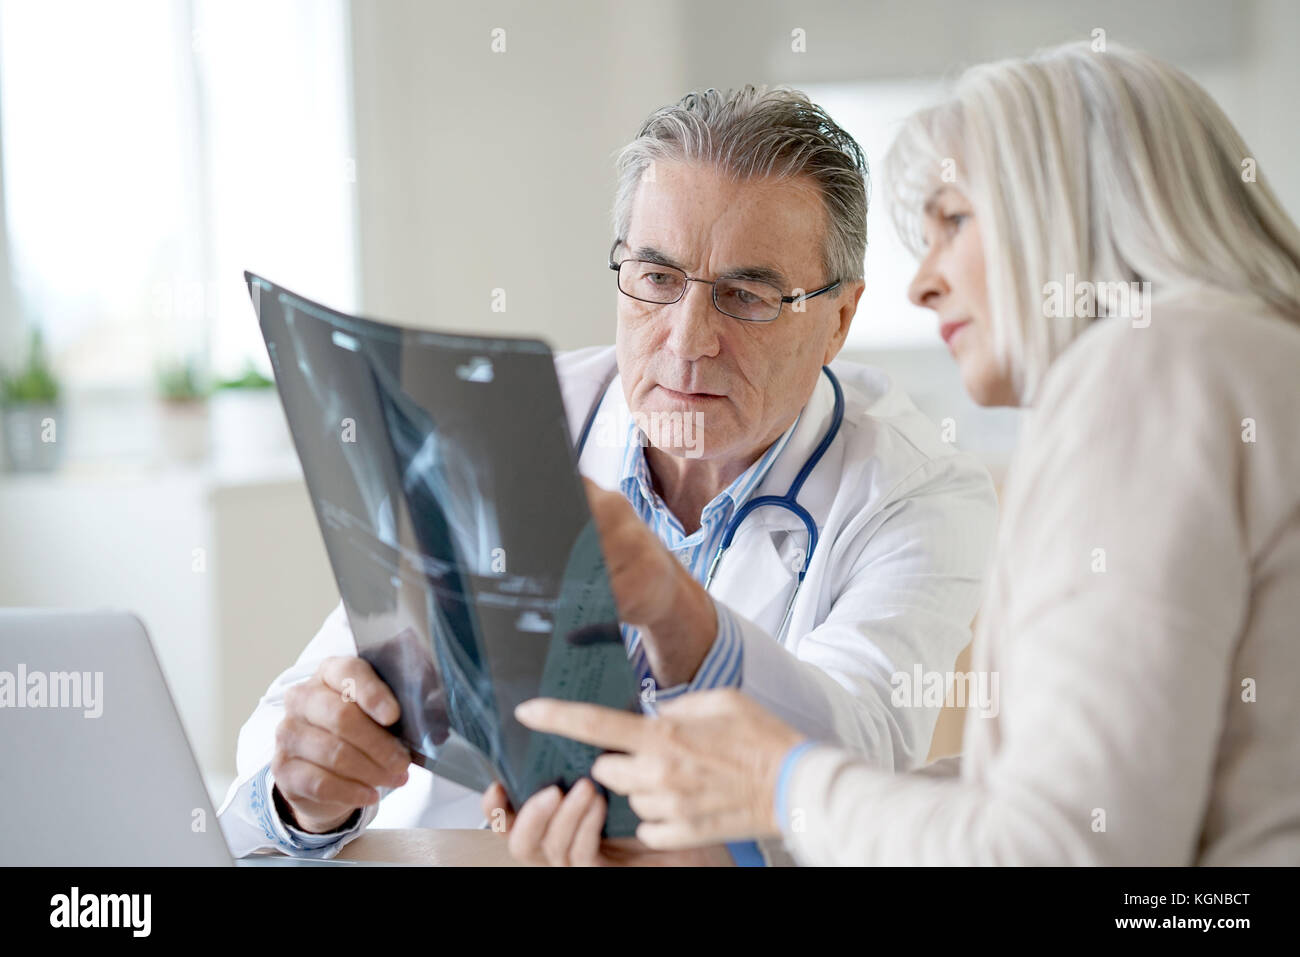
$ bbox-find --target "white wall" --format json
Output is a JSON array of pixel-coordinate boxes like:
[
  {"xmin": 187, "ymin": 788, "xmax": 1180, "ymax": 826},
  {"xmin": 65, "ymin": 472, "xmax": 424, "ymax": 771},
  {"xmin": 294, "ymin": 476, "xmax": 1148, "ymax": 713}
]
[
  {"xmin": 347, "ymin": 0, "xmax": 689, "ymax": 349},
  {"xmin": 1243, "ymin": 0, "xmax": 1300, "ymax": 220}
]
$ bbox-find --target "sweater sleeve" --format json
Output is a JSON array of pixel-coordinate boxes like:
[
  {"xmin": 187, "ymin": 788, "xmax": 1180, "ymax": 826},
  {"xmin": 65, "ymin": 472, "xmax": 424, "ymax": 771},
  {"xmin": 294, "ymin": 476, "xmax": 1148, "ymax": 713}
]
[{"xmin": 782, "ymin": 318, "xmax": 1251, "ymax": 865}]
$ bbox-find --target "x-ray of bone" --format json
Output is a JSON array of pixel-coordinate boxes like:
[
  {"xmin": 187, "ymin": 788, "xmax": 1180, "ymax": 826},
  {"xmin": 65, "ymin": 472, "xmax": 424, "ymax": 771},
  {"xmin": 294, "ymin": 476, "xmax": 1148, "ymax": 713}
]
[{"xmin": 247, "ymin": 273, "xmax": 641, "ymax": 835}]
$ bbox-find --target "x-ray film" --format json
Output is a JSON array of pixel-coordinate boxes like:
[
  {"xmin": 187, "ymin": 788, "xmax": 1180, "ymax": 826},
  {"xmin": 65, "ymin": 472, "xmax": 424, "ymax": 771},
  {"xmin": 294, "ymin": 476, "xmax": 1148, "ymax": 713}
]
[{"xmin": 246, "ymin": 273, "xmax": 641, "ymax": 837}]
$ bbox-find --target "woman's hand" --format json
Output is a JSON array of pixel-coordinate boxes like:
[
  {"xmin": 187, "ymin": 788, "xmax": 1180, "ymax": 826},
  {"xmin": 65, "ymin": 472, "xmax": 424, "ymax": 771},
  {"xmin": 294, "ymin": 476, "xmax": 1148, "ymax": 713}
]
[{"xmin": 514, "ymin": 689, "xmax": 807, "ymax": 849}]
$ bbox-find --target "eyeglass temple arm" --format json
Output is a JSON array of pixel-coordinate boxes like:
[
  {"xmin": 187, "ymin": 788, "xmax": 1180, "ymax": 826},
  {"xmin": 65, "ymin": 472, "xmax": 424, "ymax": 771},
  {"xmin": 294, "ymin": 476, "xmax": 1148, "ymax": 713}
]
[{"xmin": 782, "ymin": 279, "xmax": 841, "ymax": 304}]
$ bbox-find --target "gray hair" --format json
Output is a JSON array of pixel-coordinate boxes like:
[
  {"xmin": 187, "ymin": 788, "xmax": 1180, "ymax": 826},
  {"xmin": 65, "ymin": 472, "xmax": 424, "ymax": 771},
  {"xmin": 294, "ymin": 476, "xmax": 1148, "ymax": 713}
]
[
  {"xmin": 612, "ymin": 85, "xmax": 869, "ymax": 285},
  {"xmin": 884, "ymin": 41, "xmax": 1300, "ymax": 401}
]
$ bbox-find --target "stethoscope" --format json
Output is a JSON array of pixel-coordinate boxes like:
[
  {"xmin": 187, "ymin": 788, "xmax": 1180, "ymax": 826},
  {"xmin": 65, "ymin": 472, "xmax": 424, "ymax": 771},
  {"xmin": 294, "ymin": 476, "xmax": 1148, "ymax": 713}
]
[{"xmin": 576, "ymin": 365, "xmax": 845, "ymax": 640}]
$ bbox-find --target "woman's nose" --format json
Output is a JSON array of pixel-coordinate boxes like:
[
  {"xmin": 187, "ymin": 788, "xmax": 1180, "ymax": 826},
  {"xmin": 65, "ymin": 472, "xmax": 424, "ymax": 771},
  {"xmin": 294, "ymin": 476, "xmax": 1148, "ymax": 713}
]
[{"xmin": 907, "ymin": 253, "xmax": 947, "ymax": 310}]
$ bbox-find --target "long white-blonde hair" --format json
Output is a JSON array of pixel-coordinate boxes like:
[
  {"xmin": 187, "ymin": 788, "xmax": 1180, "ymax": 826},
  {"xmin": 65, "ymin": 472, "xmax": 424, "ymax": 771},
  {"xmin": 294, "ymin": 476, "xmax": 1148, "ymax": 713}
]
[{"xmin": 884, "ymin": 41, "xmax": 1300, "ymax": 401}]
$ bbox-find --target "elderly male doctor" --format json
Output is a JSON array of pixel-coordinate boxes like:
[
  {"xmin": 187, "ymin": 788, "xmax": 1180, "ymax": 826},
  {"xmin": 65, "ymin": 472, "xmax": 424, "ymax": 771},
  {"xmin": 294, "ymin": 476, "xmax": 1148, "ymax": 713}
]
[{"xmin": 218, "ymin": 86, "xmax": 997, "ymax": 865}]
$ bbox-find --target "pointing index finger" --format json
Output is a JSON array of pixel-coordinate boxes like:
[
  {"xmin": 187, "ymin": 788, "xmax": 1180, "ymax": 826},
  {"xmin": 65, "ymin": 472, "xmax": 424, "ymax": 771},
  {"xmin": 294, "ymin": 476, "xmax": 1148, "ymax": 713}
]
[{"xmin": 515, "ymin": 698, "xmax": 649, "ymax": 754}]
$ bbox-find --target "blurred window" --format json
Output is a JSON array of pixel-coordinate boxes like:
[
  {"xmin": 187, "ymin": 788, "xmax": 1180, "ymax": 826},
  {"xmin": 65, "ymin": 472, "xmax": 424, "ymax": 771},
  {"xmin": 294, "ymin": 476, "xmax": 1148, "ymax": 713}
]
[
  {"xmin": 804, "ymin": 78, "xmax": 950, "ymax": 350},
  {"xmin": 0, "ymin": 0, "xmax": 357, "ymax": 387}
]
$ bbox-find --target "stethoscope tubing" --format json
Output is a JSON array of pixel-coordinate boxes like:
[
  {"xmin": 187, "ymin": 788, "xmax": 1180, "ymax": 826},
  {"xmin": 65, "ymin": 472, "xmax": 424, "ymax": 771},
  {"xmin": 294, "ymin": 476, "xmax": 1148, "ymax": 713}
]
[{"xmin": 576, "ymin": 365, "xmax": 845, "ymax": 641}]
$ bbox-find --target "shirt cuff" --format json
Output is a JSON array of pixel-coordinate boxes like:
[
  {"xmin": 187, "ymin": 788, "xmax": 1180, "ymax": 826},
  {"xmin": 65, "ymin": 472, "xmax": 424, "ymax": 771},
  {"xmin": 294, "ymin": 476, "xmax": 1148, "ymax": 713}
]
[
  {"xmin": 653, "ymin": 599, "xmax": 744, "ymax": 704},
  {"xmin": 251, "ymin": 764, "xmax": 366, "ymax": 857}
]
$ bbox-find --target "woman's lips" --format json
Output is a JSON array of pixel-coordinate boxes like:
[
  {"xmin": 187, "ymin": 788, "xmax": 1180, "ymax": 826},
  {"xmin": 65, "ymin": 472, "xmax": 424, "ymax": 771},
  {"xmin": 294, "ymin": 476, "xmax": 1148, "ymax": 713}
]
[{"xmin": 940, "ymin": 319, "xmax": 972, "ymax": 346}]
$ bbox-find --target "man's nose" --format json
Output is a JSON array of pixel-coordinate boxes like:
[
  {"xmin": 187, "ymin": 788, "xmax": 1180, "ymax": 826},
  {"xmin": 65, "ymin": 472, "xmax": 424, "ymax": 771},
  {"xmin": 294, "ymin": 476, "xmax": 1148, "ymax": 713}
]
[{"xmin": 664, "ymin": 279, "xmax": 722, "ymax": 361}]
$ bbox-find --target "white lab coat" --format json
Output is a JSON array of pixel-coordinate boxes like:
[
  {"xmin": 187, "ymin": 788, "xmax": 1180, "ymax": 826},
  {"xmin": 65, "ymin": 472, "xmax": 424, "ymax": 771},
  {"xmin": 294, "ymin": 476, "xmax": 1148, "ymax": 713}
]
[{"xmin": 218, "ymin": 345, "xmax": 998, "ymax": 858}]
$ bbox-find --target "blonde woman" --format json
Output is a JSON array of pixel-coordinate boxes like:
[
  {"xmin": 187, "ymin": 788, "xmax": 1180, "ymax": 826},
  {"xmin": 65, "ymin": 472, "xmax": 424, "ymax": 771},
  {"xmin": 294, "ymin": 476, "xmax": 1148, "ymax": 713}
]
[{"xmin": 515, "ymin": 41, "xmax": 1300, "ymax": 865}]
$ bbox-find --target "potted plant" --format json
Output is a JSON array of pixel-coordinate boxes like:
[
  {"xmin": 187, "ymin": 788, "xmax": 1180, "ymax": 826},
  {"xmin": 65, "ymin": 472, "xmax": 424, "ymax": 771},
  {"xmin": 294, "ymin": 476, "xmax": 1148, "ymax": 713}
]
[
  {"xmin": 155, "ymin": 357, "xmax": 211, "ymax": 464},
  {"xmin": 1, "ymin": 328, "xmax": 63, "ymax": 472},
  {"xmin": 209, "ymin": 360, "xmax": 290, "ymax": 466},
  {"xmin": 215, "ymin": 364, "xmax": 275, "ymax": 391}
]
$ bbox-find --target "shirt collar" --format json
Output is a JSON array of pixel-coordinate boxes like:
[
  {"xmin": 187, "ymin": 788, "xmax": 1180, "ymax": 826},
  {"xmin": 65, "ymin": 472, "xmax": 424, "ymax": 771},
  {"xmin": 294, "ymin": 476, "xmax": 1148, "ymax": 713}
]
[{"xmin": 618, "ymin": 413, "xmax": 802, "ymax": 534}]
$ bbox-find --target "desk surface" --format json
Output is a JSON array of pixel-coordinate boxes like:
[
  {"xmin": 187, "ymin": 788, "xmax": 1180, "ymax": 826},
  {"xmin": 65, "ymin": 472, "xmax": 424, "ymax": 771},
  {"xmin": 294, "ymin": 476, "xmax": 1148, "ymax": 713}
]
[{"xmin": 334, "ymin": 828, "xmax": 523, "ymax": 866}]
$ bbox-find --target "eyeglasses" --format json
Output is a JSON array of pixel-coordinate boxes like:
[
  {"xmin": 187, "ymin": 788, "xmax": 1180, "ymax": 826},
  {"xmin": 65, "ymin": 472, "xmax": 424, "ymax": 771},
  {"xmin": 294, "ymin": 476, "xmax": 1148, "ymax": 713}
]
[{"xmin": 608, "ymin": 240, "xmax": 841, "ymax": 323}]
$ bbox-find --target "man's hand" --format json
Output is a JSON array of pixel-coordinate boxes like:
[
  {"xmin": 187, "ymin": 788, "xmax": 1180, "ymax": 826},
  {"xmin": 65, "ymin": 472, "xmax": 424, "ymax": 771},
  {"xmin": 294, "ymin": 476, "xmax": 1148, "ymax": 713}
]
[
  {"xmin": 583, "ymin": 478, "xmax": 717, "ymax": 687},
  {"xmin": 271, "ymin": 656, "xmax": 412, "ymax": 834},
  {"xmin": 480, "ymin": 781, "xmax": 732, "ymax": 866}
]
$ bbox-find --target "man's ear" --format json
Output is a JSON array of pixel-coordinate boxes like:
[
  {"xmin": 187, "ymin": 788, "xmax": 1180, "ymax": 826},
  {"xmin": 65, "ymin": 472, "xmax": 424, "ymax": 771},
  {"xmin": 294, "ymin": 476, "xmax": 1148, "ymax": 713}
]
[{"xmin": 822, "ymin": 281, "xmax": 865, "ymax": 365}]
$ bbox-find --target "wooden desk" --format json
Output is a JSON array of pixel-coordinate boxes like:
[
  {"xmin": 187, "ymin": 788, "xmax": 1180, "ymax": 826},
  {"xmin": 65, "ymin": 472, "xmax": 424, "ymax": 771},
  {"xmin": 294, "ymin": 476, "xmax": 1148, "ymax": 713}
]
[{"xmin": 334, "ymin": 828, "xmax": 525, "ymax": 866}]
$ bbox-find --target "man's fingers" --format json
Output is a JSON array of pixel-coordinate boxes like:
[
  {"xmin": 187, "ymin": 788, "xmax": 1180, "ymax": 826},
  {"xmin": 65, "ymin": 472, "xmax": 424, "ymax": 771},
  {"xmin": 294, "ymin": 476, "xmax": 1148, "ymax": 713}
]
[
  {"xmin": 295, "ymin": 681, "xmax": 410, "ymax": 775},
  {"xmin": 318, "ymin": 656, "xmax": 401, "ymax": 726},
  {"xmin": 277, "ymin": 717, "xmax": 408, "ymax": 789},
  {"xmin": 273, "ymin": 756, "xmax": 380, "ymax": 811},
  {"xmin": 583, "ymin": 478, "xmax": 637, "ymax": 534},
  {"xmin": 569, "ymin": 788, "xmax": 608, "ymax": 866},
  {"xmin": 581, "ymin": 476, "xmax": 615, "ymax": 508},
  {"xmin": 535, "ymin": 779, "xmax": 599, "ymax": 866},
  {"xmin": 514, "ymin": 698, "xmax": 649, "ymax": 753},
  {"xmin": 582, "ymin": 478, "xmax": 609, "ymax": 520},
  {"xmin": 508, "ymin": 785, "xmax": 563, "ymax": 865},
  {"xmin": 481, "ymin": 781, "xmax": 515, "ymax": 831}
]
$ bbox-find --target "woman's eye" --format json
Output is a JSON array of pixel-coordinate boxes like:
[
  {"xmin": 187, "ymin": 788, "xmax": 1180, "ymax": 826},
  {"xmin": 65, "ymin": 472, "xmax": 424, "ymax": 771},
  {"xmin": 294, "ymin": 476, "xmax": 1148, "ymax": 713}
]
[{"xmin": 920, "ymin": 209, "xmax": 969, "ymax": 249}]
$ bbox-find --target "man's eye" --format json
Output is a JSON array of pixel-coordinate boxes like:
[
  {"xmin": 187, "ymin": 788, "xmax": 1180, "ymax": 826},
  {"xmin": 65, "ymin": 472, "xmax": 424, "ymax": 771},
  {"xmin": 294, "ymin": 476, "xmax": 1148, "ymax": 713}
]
[
  {"xmin": 646, "ymin": 272, "xmax": 671, "ymax": 284},
  {"xmin": 945, "ymin": 212, "xmax": 968, "ymax": 230}
]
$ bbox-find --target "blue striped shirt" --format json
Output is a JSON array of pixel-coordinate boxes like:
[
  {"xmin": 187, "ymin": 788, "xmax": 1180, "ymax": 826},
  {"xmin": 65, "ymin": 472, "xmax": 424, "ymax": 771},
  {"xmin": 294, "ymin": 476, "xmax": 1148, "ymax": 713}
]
[
  {"xmin": 617, "ymin": 413, "xmax": 800, "ymax": 704},
  {"xmin": 617, "ymin": 413, "xmax": 800, "ymax": 868}
]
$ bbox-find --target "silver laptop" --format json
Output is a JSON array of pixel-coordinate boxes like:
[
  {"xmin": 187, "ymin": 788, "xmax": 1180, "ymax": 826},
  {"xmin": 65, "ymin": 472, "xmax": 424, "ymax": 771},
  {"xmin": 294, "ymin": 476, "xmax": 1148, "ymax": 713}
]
[{"xmin": 0, "ymin": 609, "xmax": 232, "ymax": 866}]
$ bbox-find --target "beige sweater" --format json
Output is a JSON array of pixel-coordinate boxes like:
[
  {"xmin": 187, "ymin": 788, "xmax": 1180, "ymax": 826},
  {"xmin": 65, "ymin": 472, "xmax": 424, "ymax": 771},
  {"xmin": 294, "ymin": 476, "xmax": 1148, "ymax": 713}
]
[{"xmin": 783, "ymin": 294, "xmax": 1300, "ymax": 865}]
